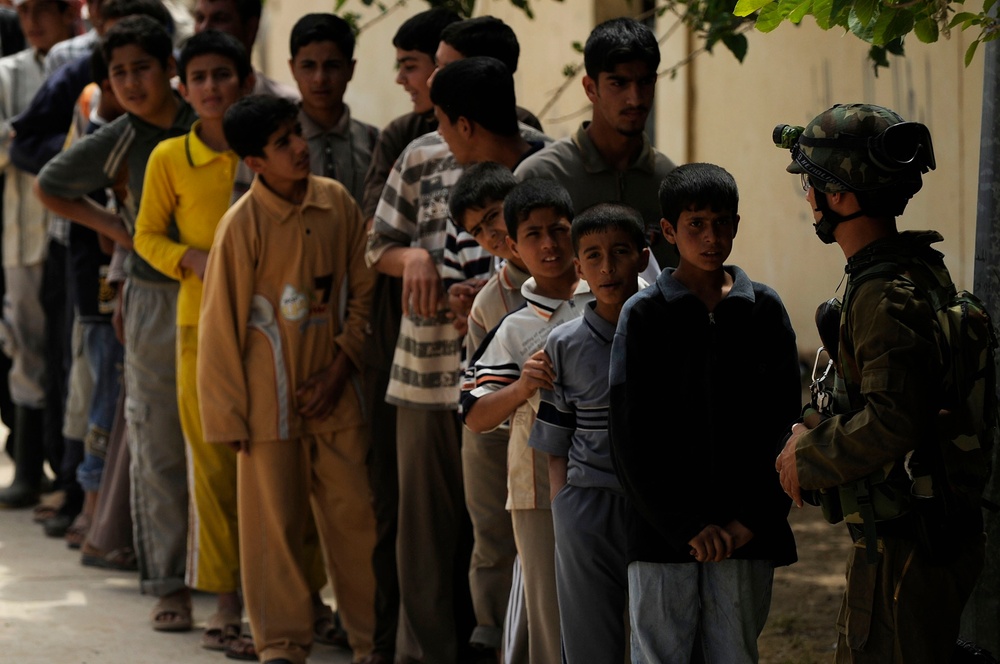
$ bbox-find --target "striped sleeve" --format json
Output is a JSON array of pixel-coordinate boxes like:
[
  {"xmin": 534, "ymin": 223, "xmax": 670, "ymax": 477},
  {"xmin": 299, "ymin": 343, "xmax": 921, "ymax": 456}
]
[{"xmin": 529, "ymin": 332, "xmax": 574, "ymax": 456}]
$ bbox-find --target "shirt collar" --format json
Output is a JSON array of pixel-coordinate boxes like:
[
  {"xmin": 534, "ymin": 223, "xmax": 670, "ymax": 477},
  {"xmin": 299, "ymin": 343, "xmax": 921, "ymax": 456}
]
[
  {"xmin": 582, "ymin": 301, "xmax": 616, "ymax": 344},
  {"xmin": 249, "ymin": 173, "xmax": 336, "ymax": 224},
  {"xmin": 128, "ymin": 94, "xmax": 196, "ymax": 137},
  {"xmin": 184, "ymin": 120, "xmax": 236, "ymax": 168},
  {"xmin": 655, "ymin": 266, "xmax": 755, "ymax": 305},
  {"xmin": 521, "ymin": 278, "xmax": 592, "ymax": 321},
  {"xmin": 299, "ymin": 104, "xmax": 353, "ymax": 140},
  {"xmin": 571, "ymin": 121, "xmax": 657, "ymax": 175},
  {"xmin": 500, "ymin": 261, "xmax": 530, "ymax": 292}
]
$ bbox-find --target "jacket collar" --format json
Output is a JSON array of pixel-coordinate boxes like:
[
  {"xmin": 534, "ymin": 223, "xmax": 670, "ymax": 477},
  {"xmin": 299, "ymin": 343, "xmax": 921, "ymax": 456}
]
[{"xmin": 655, "ymin": 266, "xmax": 755, "ymax": 306}]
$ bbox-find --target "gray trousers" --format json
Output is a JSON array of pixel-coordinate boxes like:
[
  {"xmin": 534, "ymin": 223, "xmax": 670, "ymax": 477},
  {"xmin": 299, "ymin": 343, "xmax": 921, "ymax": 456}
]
[
  {"xmin": 1, "ymin": 263, "xmax": 45, "ymax": 408},
  {"xmin": 628, "ymin": 558, "xmax": 774, "ymax": 664},
  {"xmin": 552, "ymin": 484, "xmax": 630, "ymax": 664},
  {"xmin": 395, "ymin": 406, "xmax": 470, "ymax": 664},
  {"xmin": 462, "ymin": 426, "xmax": 516, "ymax": 648},
  {"xmin": 122, "ymin": 277, "xmax": 188, "ymax": 598}
]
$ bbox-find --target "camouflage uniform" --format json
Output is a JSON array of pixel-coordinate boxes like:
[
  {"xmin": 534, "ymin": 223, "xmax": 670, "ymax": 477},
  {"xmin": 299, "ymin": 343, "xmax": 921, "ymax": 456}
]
[{"xmin": 784, "ymin": 105, "xmax": 986, "ymax": 664}]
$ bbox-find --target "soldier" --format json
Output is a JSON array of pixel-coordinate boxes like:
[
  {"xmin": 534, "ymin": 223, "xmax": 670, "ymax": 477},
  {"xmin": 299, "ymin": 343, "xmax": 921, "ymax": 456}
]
[{"xmin": 774, "ymin": 103, "xmax": 993, "ymax": 664}]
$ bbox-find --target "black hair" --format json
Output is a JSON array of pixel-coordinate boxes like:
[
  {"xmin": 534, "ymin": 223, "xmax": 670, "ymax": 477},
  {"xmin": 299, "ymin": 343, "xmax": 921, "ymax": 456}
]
[
  {"xmin": 502, "ymin": 178, "xmax": 574, "ymax": 240},
  {"xmin": 177, "ymin": 29, "xmax": 250, "ymax": 85},
  {"xmin": 392, "ymin": 7, "xmax": 461, "ymax": 56},
  {"xmin": 448, "ymin": 162, "xmax": 517, "ymax": 230},
  {"xmin": 223, "ymin": 94, "xmax": 299, "ymax": 159},
  {"xmin": 90, "ymin": 43, "xmax": 109, "ymax": 84},
  {"xmin": 659, "ymin": 163, "xmax": 739, "ymax": 228},
  {"xmin": 101, "ymin": 0, "xmax": 173, "ymax": 30},
  {"xmin": 430, "ymin": 57, "xmax": 517, "ymax": 137},
  {"xmin": 232, "ymin": 0, "xmax": 261, "ymax": 21},
  {"xmin": 101, "ymin": 14, "xmax": 173, "ymax": 69},
  {"xmin": 583, "ymin": 17, "xmax": 660, "ymax": 78},
  {"xmin": 289, "ymin": 12, "xmax": 354, "ymax": 60},
  {"xmin": 854, "ymin": 177, "xmax": 923, "ymax": 218},
  {"xmin": 440, "ymin": 16, "xmax": 519, "ymax": 73},
  {"xmin": 571, "ymin": 203, "xmax": 646, "ymax": 254}
]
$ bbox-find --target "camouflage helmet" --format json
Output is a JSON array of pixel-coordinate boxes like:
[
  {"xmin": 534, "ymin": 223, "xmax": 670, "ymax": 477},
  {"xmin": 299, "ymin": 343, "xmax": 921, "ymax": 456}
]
[{"xmin": 779, "ymin": 103, "xmax": 936, "ymax": 194}]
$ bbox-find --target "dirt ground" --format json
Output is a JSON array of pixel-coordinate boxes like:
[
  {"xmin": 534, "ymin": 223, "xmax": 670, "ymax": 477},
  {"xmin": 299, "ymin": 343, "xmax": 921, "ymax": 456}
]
[{"xmin": 758, "ymin": 504, "xmax": 854, "ymax": 664}]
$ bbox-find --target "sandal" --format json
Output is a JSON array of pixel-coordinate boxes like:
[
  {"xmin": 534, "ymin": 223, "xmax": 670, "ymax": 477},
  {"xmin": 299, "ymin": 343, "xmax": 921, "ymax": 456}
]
[
  {"xmin": 80, "ymin": 543, "xmax": 138, "ymax": 572},
  {"xmin": 64, "ymin": 513, "xmax": 91, "ymax": 550},
  {"xmin": 150, "ymin": 590, "xmax": 193, "ymax": 632},
  {"xmin": 313, "ymin": 602, "xmax": 349, "ymax": 648},
  {"xmin": 32, "ymin": 491, "xmax": 64, "ymax": 523},
  {"xmin": 201, "ymin": 610, "xmax": 243, "ymax": 650},
  {"xmin": 224, "ymin": 632, "xmax": 257, "ymax": 661}
]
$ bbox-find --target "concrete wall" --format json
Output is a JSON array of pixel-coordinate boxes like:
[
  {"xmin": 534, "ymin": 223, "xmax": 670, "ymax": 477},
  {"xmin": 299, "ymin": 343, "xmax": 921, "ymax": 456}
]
[{"xmin": 255, "ymin": 0, "xmax": 985, "ymax": 355}]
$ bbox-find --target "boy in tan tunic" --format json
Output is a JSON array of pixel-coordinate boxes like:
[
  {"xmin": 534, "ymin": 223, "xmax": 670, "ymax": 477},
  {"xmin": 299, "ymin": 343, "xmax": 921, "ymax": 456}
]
[{"xmin": 197, "ymin": 94, "xmax": 377, "ymax": 664}]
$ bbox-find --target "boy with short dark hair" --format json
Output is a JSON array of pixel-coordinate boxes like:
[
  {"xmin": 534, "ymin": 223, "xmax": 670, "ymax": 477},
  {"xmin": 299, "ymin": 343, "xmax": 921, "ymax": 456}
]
[
  {"xmin": 288, "ymin": 13, "xmax": 378, "ymax": 202},
  {"xmin": 35, "ymin": 14, "xmax": 197, "ymax": 633},
  {"xmin": 198, "ymin": 94, "xmax": 378, "ymax": 664},
  {"xmin": 461, "ymin": 178, "xmax": 589, "ymax": 664},
  {"xmin": 132, "ymin": 28, "xmax": 261, "ymax": 651},
  {"xmin": 609, "ymin": 163, "xmax": 799, "ymax": 663},
  {"xmin": 448, "ymin": 161, "xmax": 528, "ymax": 654},
  {"xmin": 529, "ymin": 202, "xmax": 649, "ymax": 663}
]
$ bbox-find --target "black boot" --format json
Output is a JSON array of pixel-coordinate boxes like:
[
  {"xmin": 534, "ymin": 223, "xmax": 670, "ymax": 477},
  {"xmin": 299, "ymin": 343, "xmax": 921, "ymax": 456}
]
[{"xmin": 0, "ymin": 406, "xmax": 46, "ymax": 508}]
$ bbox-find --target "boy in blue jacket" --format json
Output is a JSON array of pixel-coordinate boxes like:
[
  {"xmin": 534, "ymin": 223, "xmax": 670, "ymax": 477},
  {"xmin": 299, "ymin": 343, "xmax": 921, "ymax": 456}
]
[{"xmin": 609, "ymin": 163, "xmax": 800, "ymax": 663}]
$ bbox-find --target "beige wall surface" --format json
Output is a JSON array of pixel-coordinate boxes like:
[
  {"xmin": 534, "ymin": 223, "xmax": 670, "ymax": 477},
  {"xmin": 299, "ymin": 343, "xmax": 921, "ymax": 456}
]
[
  {"xmin": 686, "ymin": 19, "xmax": 984, "ymax": 353},
  {"xmin": 255, "ymin": 2, "xmax": 986, "ymax": 356}
]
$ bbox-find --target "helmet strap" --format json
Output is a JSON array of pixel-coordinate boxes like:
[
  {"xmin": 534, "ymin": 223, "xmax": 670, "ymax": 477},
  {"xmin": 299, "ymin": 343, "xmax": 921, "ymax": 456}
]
[{"xmin": 812, "ymin": 190, "xmax": 864, "ymax": 244}]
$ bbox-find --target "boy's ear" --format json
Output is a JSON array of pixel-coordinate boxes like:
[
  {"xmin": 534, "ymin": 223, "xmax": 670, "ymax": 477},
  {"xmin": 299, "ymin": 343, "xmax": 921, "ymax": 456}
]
[
  {"xmin": 242, "ymin": 70, "xmax": 257, "ymax": 96},
  {"xmin": 458, "ymin": 116, "xmax": 473, "ymax": 140},
  {"xmin": 505, "ymin": 234, "xmax": 519, "ymax": 259},
  {"xmin": 574, "ymin": 256, "xmax": 583, "ymax": 280},
  {"xmin": 660, "ymin": 218, "xmax": 677, "ymax": 245},
  {"xmin": 732, "ymin": 214, "xmax": 740, "ymax": 238},
  {"xmin": 638, "ymin": 246, "xmax": 650, "ymax": 273},
  {"xmin": 582, "ymin": 75, "xmax": 597, "ymax": 104},
  {"xmin": 178, "ymin": 80, "xmax": 190, "ymax": 103},
  {"xmin": 166, "ymin": 55, "xmax": 177, "ymax": 81},
  {"xmin": 347, "ymin": 59, "xmax": 356, "ymax": 83},
  {"xmin": 243, "ymin": 154, "xmax": 267, "ymax": 176}
]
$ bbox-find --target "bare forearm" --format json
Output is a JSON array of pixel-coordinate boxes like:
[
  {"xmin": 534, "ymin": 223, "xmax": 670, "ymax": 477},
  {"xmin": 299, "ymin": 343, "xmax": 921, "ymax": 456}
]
[
  {"xmin": 34, "ymin": 181, "xmax": 132, "ymax": 250},
  {"xmin": 465, "ymin": 383, "xmax": 530, "ymax": 433}
]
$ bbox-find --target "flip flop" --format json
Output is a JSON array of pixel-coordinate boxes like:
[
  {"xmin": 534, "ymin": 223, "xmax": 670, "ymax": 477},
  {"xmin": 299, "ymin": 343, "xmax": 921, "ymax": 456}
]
[
  {"xmin": 201, "ymin": 610, "xmax": 242, "ymax": 651},
  {"xmin": 150, "ymin": 591, "xmax": 193, "ymax": 632},
  {"xmin": 225, "ymin": 633, "xmax": 257, "ymax": 661},
  {"xmin": 80, "ymin": 543, "xmax": 138, "ymax": 572},
  {"xmin": 313, "ymin": 602, "xmax": 349, "ymax": 648}
]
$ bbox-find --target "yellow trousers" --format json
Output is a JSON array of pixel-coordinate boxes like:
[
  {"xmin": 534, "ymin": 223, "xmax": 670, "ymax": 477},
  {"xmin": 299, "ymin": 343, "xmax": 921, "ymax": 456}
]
[
  {"xmin": 178, "ymin": 325, "xmax": 326, "ymax": 594},
  {"xmin": 238, "ymin": 430, "xmax": 377, "ymax": 663}
]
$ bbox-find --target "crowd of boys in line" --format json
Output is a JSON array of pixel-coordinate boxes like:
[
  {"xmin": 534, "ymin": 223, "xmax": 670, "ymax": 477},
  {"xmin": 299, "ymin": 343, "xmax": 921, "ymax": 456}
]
[{"xmin": 0, "ymin": 1, "xmax": 988, "ymax": 664}]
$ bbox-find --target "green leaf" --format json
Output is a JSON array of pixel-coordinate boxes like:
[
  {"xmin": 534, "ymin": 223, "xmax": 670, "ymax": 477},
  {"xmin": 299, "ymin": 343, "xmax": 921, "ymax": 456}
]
[
  {"xmin": 734, "ymin": 0, "xmax": 775, "ymax": 17},
  {"xmin": 722, "ymin": 32, "xmax": 749, "ymax": 60},
  {"xmin": 948, "ymin": 12, "xmax": 979, "ymax": 28},
  {"xmin": 828, "ymin": 0, "xmax": 852, "ymax": 27},
  {"xmin": 872, "ymin": 8, "xmax": 913, "ymax": 45},
  {"xmin": 869, "ymin": 44, "xmax": 889, "ymax": 71},
  {"xmin": 780, "ymin": 0, "xmax": 813, "ymax": 23},
  {"xmin": 913, "ymin": 17, "xmax": 939, "ymax": 43},
  {"xmin": 965, "ymin": 38, "xmax": 979, "ymax": 66},
  {"xmin": 754, "ymin": 1, "xmax": 786, "ymax": 32},
  {"xmin": 571, "ymin": 41, "xmax": 583, "ymax": 53},
  {"xmin": 986, "ymin": 0, "xmax": 998, "ymax": 15},
  {"xmin": 848, "ymin": 4, "xmax": 878, "ymax": 42},
  {"xmin": 853, "ymin": 0, "xmax": 877, "ymax": 28},
  {"xmin": 885, "ymin": 36, "xmax": 905, "ymax": 55},
  {"xmin": 813, "ymin": 0, "xmax": 833, "ymax": 28}
]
